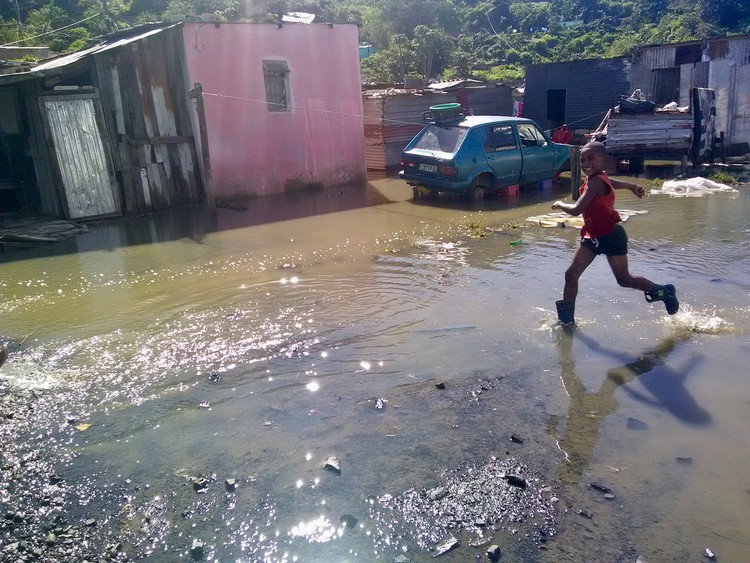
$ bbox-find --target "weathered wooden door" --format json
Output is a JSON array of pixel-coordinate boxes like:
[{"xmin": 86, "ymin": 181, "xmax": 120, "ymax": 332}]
[{"xmin": 40, "ymin": 93, "xmax": 120, "ymax": 219}]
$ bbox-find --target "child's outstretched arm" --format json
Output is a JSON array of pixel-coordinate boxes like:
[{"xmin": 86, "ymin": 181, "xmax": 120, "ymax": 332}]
[
  {"xmin": 610, "ymin": 178, "xmax": 645, "ymax": 198},
  {"xmin": 552, "ymin": 177, "xmax": 608, "ymax": 216}
]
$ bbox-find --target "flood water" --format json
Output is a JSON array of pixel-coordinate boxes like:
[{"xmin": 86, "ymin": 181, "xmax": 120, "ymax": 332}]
[{"xmin": 1, "ymin": 176, "xmax": 748, "ymax": 562}]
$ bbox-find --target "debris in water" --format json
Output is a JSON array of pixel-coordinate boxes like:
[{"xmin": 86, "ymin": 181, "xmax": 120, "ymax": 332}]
[
  {"xmin": 503, "ymin": 474, "xmax": 527, "ymax": 489},
  {"xmin": 367, "ymin": 457, "xmax": 555, "ymax": 554},
  {"xmin": 510, "ymin": 435, "xmax": 524, "ymax": 443},
  {"xmin": 675, "ymin": 456, "xmax": 693, "ymax": 465},
  {"xmin": 427, "ymin": 487, "xmax": 448, "ymax": 501},
  {"xmin": 487, "ymin": 544, "xmax": 501, "ymax": 561},
  {"xmin": 375, "ymin": 397, "xmax": 387, "ymax": 409},
  {"xmin": 324, "ymin": 455, "xmax": 341, "ymax": 474},
  {"xmin": 225, "ymin": 478, "xmax": 237, "ymax": 491},
  {"xmin": 588, "ymin": 482, "xmax": 612, "ymax": 495},
  {"xmin": 652, "ymin": 177, "xmax": 737, "ymax": 197},
  {"xmin": 703, "ymin": 547, "xmax": 716, "ymax": 560},
  {"xmin": 433, "ymin": 535, "xmax": 459, "ymax": 557},
  {"xmin": 192, "ymin": 476, "xmax": 211, "ymax": 493},
  {"xmin": 191, "ymin": 538, "xmax": 204, "ymax": 558}
]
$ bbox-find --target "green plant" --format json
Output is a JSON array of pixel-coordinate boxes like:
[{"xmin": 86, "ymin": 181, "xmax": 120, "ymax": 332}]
[
  {"xmin": 464, "ymin": 218, "xmax": 487, "ymax": 238},
  {"xmin": 708, "ymin": 170, "xmax": 739, "ymax": 186},
  {"xmin": 648, "ymin": 178, "xmax": 665, "ymax": 189}
]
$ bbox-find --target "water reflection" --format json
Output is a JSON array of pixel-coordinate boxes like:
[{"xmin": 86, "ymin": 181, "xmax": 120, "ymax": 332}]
[
  {"xmin": 550, "ymin": 325, "xmax": 708, "ymax": 487},
  {"xmin": 0, "ymin": 182, "xmax": 390, "ymax": 264}
]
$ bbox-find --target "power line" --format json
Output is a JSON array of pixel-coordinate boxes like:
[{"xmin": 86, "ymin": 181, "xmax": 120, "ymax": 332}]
[{"xmin": 0, "ymin": 13, "xmax": 100, "ymax": 47}]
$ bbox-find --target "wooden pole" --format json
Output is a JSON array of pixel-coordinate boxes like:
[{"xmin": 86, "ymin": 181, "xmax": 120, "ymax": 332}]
[
  {"xmin": 189, "ymin": 82, "xmax": 216, "ymax": 215},
  {"xmin": 569, "ymin": 145, "xmax": 581, "ymax": 201}
]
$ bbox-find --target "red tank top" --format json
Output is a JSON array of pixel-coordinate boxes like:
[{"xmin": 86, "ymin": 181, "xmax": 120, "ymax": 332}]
[{"xmin": 580, "ymin": 172, "xmax": 621, "ymax": 238}]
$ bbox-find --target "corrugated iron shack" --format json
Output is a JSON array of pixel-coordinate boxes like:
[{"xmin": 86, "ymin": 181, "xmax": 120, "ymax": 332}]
[
  {"xmin": 362, "ymin": 89, "xmax": 454, "ymax": 171},
  {"xmin": 427, "ymin": 79, "xmax": 514, "ymax": 117},
  {"xmin": 523, "ymin": 57, "xmax": 631, "ymax": 133},
  {"xmin": 630, "ymin": 35, "xmax": 750, "ymax": 154},
  {"xmin": 362, "ymin": 81, "xmax": 513, "ymax": 171},
  {"xmin": 0, "ymin": 24, "xmax": 203, "ymax": 220}
]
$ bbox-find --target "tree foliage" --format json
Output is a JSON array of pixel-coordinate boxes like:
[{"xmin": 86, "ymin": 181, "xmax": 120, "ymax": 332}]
[{"xmin": 1, "ymin": 0, "xmax": 747, "ymax": 81}]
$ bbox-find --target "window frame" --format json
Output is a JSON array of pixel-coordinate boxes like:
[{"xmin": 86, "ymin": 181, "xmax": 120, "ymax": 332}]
[{"xmin": 263, "ymin": 60, "xmax": 291, "ymax": 113}]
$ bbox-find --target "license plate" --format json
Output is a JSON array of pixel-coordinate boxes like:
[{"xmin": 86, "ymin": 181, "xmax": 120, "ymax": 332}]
[{"xmin": 419, "ymin": 163, "xmax": 438, "ymax": 173}]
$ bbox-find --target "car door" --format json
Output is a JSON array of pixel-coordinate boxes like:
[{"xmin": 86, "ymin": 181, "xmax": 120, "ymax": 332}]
[
  {"xmin": 482, "ymin": 124, "xmax": 522, "ymax": 187},
  {"xmin": 515, "ymin": 122, "xmax": 556, "ymax": 184}
]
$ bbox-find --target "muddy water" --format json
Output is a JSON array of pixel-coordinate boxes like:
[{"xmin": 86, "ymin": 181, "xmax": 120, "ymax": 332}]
[{"xmin": 1, "ymin": 177, "xmax": 748, "ymax": 562}]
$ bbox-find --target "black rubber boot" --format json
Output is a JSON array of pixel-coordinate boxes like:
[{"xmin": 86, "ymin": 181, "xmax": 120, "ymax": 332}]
[
  {"xmin": 645, "ymin": 284, "xmax": 679, "ymax": 315},
  {"xmin": 556, "ymin": 300, "xmax": 575, "ymax": 325}
]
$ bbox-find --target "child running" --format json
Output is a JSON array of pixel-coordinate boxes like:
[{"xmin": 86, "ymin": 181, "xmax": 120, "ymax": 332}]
[{"xmin": 551, "ymin": 141, "xmax": 678, "ymax": 324}]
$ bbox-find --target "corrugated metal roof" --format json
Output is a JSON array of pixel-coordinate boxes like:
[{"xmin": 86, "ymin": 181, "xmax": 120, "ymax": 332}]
[
  {"xmin": 427, "ymin": 78, "xmax": 484, "ymax": 90},
  {"xmin": 0, "ymin": 24, "xmax": 179, "ymax": 86}
]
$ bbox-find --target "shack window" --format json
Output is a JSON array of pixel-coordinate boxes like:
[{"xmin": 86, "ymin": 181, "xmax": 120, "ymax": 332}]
[{"xmin": 263, "ymin": 60, "xmax": 290, "ymax": 112}]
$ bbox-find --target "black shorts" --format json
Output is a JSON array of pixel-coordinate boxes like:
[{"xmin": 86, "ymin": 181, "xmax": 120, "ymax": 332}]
[{"xmin": 581, "ymin": 224, "xmax": 628, "ymax": 256}]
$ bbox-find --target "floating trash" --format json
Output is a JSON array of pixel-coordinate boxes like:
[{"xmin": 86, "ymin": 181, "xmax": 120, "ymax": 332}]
[{"xmin": 652, "ymin": 176, "xmax": 738, "ymax": 197}]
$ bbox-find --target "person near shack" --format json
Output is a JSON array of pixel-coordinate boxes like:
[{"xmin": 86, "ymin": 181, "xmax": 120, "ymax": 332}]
[{"xmin": 551, "ymin": 141, "xmax": 679, "ymax": 324}]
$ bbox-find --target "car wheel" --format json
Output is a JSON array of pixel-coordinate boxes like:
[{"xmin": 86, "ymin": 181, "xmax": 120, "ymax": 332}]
[
  {"xmin": 469, "ymin": 174, "xmax": 492, "ymax": 200},
  {"xmin": 471, "ymin": 186, "xmax": 487, "ymax": 199},
  {"xmin": 412, "ymin": 187, "xmax": 422, "ymax": 199}
]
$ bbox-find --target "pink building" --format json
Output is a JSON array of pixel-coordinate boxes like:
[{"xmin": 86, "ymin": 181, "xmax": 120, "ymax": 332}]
[{"xmin": 182, "ymin": 22, "xmax": 366, "ymax": 201}]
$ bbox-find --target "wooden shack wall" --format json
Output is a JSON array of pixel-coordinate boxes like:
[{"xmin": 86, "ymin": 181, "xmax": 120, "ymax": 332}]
[
  {"xmin": 20, "ymin": 80, "xmax": 65, "ymax": 217},
  {"xmin": 92, "ymin": 25, "xmax": 202, "ymax": 215},
  {"xmin": 363, "ymin": 91, "xmax": 455, "ymax": 171}
]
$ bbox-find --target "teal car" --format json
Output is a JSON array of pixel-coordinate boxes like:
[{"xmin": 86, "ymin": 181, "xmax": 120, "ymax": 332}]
[{"xmin": 399, "ymin": 116, "xmax": 570, "ymax": 199}]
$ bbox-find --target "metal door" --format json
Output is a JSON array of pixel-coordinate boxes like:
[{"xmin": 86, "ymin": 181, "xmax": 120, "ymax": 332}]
[{"xmin": 40, "ymin": 93, "xmax": 120, "ymax": 219}]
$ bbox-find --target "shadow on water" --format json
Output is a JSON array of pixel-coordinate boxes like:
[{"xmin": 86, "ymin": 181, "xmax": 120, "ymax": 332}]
[
  {"xmin": 0, "ymin": 181, "xmax": 394, "ymax": 263},
  {"xmin": 550, "ymin": 326, "xmax": 709, "ymax": 487}
]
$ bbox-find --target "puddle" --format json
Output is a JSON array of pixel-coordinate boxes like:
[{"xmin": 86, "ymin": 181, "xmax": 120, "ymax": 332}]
[{"xmin": 1, "ymin": 177, "xmax": 749, "ymax": 561}]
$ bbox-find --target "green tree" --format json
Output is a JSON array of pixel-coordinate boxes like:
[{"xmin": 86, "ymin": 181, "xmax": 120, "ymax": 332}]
[
  {"xmin": 24, "ymin": 2, "xmax": 76, "ymax": 49},
  {"xmin": 360, "ymin": 34, "xmax": 417, "ymax": 83},
  {"xmin": 701, "ymin": 0, "xmax": 750, "ymax": 30},
  {"xmin": 509, "ymin": 1, "xmax": 551, "ymax": 32},
  {"xmin": 412, "ymin": 24, "xmax": 452, "ymax": 78}
]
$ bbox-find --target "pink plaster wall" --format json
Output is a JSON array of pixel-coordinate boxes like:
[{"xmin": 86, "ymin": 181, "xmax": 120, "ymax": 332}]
[{"xmin": 182, "ymin": 23, "xmax": 366, "ymax": 199}]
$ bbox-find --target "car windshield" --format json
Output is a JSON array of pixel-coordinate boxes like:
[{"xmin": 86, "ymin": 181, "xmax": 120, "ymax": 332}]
[{"xmin": 412, "ymin": 124, "xmax": 468, "ymax": 153}]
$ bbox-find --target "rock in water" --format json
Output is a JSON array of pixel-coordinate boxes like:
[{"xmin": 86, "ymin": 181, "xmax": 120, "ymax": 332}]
[
  {"xmin": 627, "ymin": 417, "xmax": 649, "ymax": 430},
  {"xmin": 324, "ymin": 455, "xmax": 341, "ymax": 474}
]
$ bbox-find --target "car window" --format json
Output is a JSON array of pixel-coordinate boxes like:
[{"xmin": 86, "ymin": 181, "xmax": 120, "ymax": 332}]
[
  {"xmin": 484, "ymin": 125, "xmax": 517, "ymax": 152},
  {"xmin": 516, "ymin": 123, "xmax": 548, "ymax": 147},
  {"xmin": 412, "ymin": 125, "xmax": 468, "ymax": 153}
]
